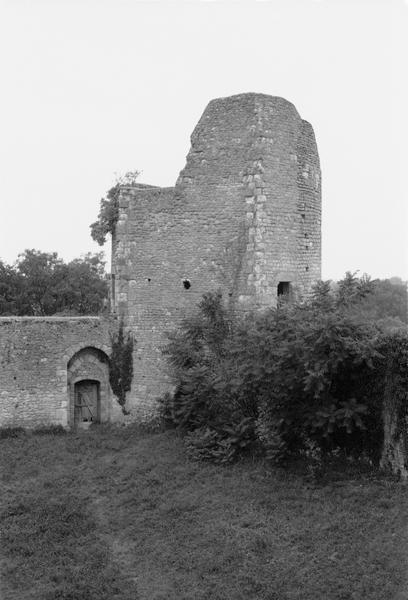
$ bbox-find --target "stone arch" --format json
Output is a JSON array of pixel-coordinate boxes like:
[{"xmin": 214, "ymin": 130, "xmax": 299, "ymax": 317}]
[{"xmin": 67, "ymin": 346, "xmax": 111, "ymax": 428}]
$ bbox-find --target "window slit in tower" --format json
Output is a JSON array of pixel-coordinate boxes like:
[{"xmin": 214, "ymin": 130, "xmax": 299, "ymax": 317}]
[{"xmin": 277, "ymin": 282, "xmax": 291, "ymax": 297}]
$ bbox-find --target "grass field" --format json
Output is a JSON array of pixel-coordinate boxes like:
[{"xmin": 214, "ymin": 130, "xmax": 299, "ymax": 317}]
[{"xmin": 0, "ymin": 425, "xmax": 407, "ymax": 600}]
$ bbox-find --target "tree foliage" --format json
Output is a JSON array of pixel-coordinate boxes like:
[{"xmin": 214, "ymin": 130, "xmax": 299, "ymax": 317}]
[
  {"xmin": 361, "ymin": 277, "xmax": 407, "ymax": 324},
  {"xmin": 330, "ymin": 272, "xmax": 407, "ymax": 327},
  {"xmin": 90, "ymin": 171, "xmax": 140, "ymax": 246},
  {"xmin": 0, "ymin": 250, "xmax": 108, "ymax": 316},
  {"xmin": 161, "ymin": 274, "xmax": 407, "ymax": 466}
]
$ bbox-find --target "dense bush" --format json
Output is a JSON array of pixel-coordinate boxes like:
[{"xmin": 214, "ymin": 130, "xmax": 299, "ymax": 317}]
[
  {"xmin": 0, "ymin": 427, "xmax": 26, "ymax": 439},
  {"xmin": 229, "ymin": 291, "xmax": 386, "ymax": 462},
  {"xmin": 32, "ymin": 424, "xmax": 67, "ymax": 436},
  {"xmin": 161, "ymin": 275, "xmax": 407, "ymax": 467},
  {"xmin": 184, "ymin": 418, "xmax": 256, "ymax": 464}
]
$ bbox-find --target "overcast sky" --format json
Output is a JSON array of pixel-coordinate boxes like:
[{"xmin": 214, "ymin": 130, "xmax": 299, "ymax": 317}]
[{"xmin": 0, "ymin": 0, "xmax": 407, "ymax": 281}]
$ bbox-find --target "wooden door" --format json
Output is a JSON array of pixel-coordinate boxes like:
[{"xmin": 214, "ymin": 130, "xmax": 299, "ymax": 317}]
[{"xmin": 74, "ymin": 381, "xmax": 100, "ymax": 425}]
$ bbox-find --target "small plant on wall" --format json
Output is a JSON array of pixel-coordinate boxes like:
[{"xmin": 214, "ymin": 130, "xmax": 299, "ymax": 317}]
[{"xmin": 109, "ymin": 319, "xmax": 134, "ymax": 415}]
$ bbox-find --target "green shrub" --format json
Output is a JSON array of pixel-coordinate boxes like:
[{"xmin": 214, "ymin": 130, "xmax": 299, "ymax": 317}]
[
  {"xmin": 231, "ymin": 301, "xmax": 384, "ymax": 462},
  {"xmin": 0, "ymin": 426, "xmax": 26, "ymax": 439},
  {"xmin": 156, "ymin": 392, "xmax": 176, "ymax": 427},
  {"xmin": 184, "ymin": 417, "xmax": 255, "ymax": 464},
  {"xmin": 33, "ymin": 424, "xmax": 66, "ymax": 436},
  {"xmin": 163, "ymin": 291, "xmax": 235, "ymax": 430},
  {"xmin": 162, "ymin": 276, "xmax": 406, "ymax": 467},
  {"xmin": 184, "ymin": 427, "xmax": 223, "ymax": 462}
]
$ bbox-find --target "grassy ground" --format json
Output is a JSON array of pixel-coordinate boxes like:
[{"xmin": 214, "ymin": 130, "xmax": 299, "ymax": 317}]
[{"xmin": 0, "ymin": 425, "xmax": 407, "ymax": 600}]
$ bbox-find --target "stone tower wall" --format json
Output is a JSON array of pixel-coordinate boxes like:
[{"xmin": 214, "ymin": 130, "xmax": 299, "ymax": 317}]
[{"xmin": 112, "ymin": 93, "xmax": 321, "ymax": 417}]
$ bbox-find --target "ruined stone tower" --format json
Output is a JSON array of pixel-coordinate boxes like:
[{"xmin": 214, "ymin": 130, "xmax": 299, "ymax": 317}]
[{"xmin": 112, "ymin": 93, "xmax": 321, "ymax": 416}]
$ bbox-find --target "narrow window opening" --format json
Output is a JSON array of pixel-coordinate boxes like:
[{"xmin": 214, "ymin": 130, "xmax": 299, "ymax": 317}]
[
  {"xmin": 147, "ymin": 278, "xmax": 151, "ymax": 282},
  {"xmin": 301, "ymin": 213, "xmax": 305, "ymax": 220},
  {"xmin": 304, "ymin": 233, "xmax": 308, "ymax": 238},
  {"xmin": 305, "ymin": 266, "xmax": 309, "ymax": 272},
  {"xmin": 277, "ymin": 281, "xmax": 291, "ymax": 297},
  {"xmin": 183, "ymin": 279, "xmax": 191, "ymax": 290}
]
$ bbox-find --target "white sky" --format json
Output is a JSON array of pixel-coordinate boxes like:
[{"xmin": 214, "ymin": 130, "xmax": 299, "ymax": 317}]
[{"xmin": 0, "ymin": 0, "xmax": 407, "ymax": 280}]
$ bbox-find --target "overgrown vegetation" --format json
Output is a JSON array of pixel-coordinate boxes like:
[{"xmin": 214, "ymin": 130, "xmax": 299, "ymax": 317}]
[
  {"xmin": 1, "ymin": 426, "xmax": 407, "ymax": 599},
  {"xmin": 0, "ymin": 250, "xmax": 108, "ymax": 316},
  {"xmin": 379, "ymin": 331, "xmax": 408, "ymax": 476},
  {"xmin": 0, "ymin": 427, "xmax": 26, "ymax": 440},
  {"xmin": 109, "ymin": 319, "xmax": 134, "ymax": 415},
  {"xmin": 90, "ymin": 171, "xmax": 140, "ymax": 246},
  {"xmin": 161, "ymin": 273, "xmax": 408, "ymax": 471},
  {"xmin": 346, "ymin": 275, "xmax": 407, "ymax": 325},
  {"xmin": 32, "ymin": 424, "xmax": 67, "ymax": 436}
]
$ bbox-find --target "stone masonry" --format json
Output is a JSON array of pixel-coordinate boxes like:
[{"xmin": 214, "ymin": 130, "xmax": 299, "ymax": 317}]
[
  {"xmin": 0, "ymin": 93, "xmax": 321, "ymax": 426},
  {"xmin": 0, "ymin": 317, "xmax": 123, "ymax": 428},
  {"xmin": 112, "ymin": 93, "xmax": 321, "ymax": 416}
]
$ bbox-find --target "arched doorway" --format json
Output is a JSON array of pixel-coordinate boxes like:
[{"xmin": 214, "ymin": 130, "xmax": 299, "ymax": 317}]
[
  {"xmin": 74, "ymin": 380, "xmax": 101, "ymax": 428},
  {"xmin": 67, "ymin": 347, "xmax": 110, "ymax": 428}
]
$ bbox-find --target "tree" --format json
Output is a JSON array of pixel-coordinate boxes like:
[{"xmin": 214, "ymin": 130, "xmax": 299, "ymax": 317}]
[
  {"xmin": 326, "ymin": 273, "xmax": 407, "ymax": 328},
  {"xmin": 54, "ymin": 253, "xmax": 108, "ymax": 315},
  {"xmin": 0, "ymin": 260, "xmax": 19, "ymax": 315},
  {"xmin": 0, "ymin": 250, "xmax": 108, "ymax": 316},
  {"xmin": 360, "ymin": 277, "xmax": 407, "ymax": 323},
  {"xmin": 90, "ymin": 171, "xmax": 140, "ymax": 246},
  {"xmin": 336, "ymin": 271, "xmax": 375, "ymax": 308},
  {"xmin": 14, "ymin": 250, "xmax": 65, "ymax": 316}
]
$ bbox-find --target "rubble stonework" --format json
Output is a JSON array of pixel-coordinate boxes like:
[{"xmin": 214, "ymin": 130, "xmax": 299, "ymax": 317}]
[
  {"xmin": 0, "ymin": 93, "xmax": 321, "ymax": 426},
  {"xmin": 0, "ymin": 317, "xmax": 123, "ymax": 428},
  {"xmin": 112, "ymin": 93, "xmax": 322, "ymax": 415}
]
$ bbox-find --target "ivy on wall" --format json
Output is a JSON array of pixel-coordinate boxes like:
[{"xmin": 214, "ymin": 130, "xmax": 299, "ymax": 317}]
[{"xmin": 109, "ymin": 319, "xmax": 134, "ymax": 415}]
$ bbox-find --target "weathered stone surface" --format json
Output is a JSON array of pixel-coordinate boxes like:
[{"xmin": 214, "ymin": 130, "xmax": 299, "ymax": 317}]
[
  {"xmin": 0, "ymin": 317, "xmax": 120, "ymax": 428},
  {"xmin": 112, "ymin": 93, "xmax": 322, "ymax": 415},
  {"xmin": 0, "ymin": 94, "xmax": 322, "ymax": 424}
]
